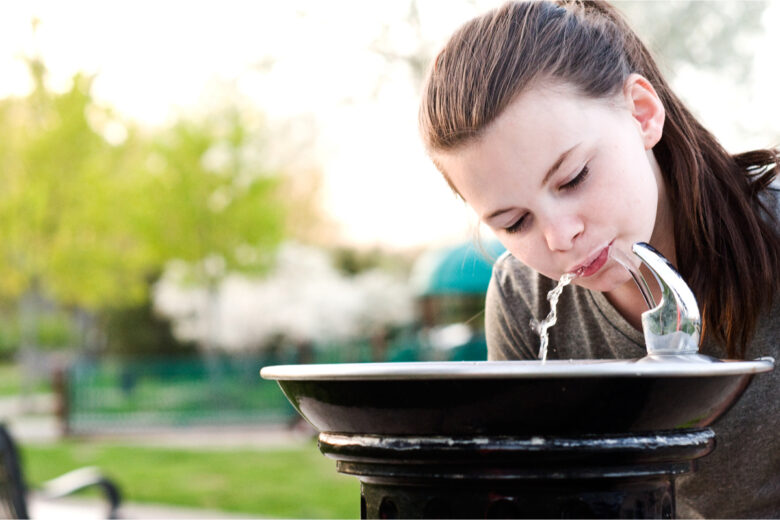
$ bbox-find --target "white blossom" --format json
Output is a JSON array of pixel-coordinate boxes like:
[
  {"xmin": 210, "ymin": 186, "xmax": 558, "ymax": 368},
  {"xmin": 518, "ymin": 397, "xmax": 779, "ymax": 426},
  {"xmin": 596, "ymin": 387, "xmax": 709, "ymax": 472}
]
[{"xmin": 153, "ymin": 242, "xmax": 414, "ymax": 352}]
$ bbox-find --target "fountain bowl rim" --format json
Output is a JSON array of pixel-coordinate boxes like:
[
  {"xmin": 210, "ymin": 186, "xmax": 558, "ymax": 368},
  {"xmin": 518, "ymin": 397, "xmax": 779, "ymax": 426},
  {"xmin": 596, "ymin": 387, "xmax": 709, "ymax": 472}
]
[{"xmin": 260, "ymin": 357, "xmax": 774, "ymax": 381}]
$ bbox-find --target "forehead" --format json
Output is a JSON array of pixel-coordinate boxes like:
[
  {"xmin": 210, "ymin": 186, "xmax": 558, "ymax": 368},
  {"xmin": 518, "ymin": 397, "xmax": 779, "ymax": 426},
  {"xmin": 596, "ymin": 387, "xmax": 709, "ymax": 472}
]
[
  {"xmin": 435, "ymin": 86, "xmax": 598, "ymax": 202},
  {"xmin": 477, "ymin": 85, "xmax": 588, "ymax": 157}
]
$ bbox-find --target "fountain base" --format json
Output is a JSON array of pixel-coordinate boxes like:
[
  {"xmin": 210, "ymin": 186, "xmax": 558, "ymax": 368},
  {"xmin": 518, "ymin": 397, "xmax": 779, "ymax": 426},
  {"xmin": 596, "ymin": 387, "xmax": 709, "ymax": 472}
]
[{"xmin": 319, "ymin": 429, "xmax": 715, "ymax": 519}]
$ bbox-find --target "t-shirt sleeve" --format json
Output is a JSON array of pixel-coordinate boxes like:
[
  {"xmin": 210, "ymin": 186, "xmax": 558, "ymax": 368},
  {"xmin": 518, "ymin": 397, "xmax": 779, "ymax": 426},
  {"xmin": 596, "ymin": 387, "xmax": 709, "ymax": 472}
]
[{"xmin": 485, "ymin": 260, "xmax": 539, "ymax": 361}]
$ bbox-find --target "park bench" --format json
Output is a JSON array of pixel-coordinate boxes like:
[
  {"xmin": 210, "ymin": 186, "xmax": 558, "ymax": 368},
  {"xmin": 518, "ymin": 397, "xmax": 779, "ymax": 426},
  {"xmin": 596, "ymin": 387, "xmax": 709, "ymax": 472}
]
[{"xmin": 0, "ymin": 423, "xmax": 121, "ymax": 519}]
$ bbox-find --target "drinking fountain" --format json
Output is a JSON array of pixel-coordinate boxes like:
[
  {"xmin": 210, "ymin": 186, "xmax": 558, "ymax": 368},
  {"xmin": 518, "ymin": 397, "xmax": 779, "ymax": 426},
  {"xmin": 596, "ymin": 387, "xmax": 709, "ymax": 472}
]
[{"xmin": 261, "ymin": 242, "xmax": 773, "ymax": 518}]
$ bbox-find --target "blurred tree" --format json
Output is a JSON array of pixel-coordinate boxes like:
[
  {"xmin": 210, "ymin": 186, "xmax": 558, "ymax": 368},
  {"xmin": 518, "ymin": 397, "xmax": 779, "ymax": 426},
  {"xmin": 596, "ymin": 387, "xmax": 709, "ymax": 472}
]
[
  {"xmin": 370, "ymin": 1, "xmax": 768, "ymax": 94},
  {"xmin": 133, "ymin": 108, "xmax": 285, "ymax": 287},
  {"xmin": 370, "ymin": 0, "xmax": 433, "ymax": 92},
  {"xmin": 0, "ymin": 61, "xmax": 287, "ymax": 304},
  {"xmin": 331, "ymin": 246, "xmax": 414, "ymax": 277},
  {"xmin": 618, "ymin": 1, "xmax": 771, "ymax": 146},
  {"xmin": 133, "ymin": 108, "xmax": 287, "ymax": 353},
  {"xmin": 0, "ymin": 59, "xmax": 152, "ymax": 308},
  {"xmin": 617, "ymin": 1, "xmax": 767, "ymax": 81},
  {"xmin": 0, "ymin": 56, "xmax": 290, "ymax": 359}
]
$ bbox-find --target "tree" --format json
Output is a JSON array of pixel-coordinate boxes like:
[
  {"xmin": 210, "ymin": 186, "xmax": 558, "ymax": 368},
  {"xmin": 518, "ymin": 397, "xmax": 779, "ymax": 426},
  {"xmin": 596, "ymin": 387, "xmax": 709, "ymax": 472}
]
[
  {"xmin": 133, "ymin": 108, "xmax": 288, "ymax": 354},
  {"xmin": 134, "ymin": 108, "xmax": 286, "ymax": 287},
  {"xmin": 369, "ymin": 1, "xmax": 768, "ymax": 96},
  {"xmin": 617, "ymin": 1, "xmax": 767, "ymax": 81},
  {"xmin": 0, "ymin": 59, "xmax": 153, "ymax": 308},
  {"xmin": 0, "ymin": 56, "xmax": 291, "ymax": 361}
]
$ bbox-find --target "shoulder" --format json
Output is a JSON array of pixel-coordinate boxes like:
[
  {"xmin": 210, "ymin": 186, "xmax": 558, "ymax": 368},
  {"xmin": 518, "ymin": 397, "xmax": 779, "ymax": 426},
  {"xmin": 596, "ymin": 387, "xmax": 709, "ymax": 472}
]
[
  {"xmin": 758, "ymin": 173, "xmax": 780, "ymax": 220},
  {"xmin": 762, "ymin": 174, "xmax": 780, "ymax": 198}
]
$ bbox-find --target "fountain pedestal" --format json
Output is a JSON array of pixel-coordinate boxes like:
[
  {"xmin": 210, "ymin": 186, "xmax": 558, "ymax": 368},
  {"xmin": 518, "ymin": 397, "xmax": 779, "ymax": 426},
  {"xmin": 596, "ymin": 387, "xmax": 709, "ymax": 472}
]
[
  {"xmin": 320, "ymin": 429, "xmax": 715, "ymax": 519},
  {"xmin": 262, "ymin": 357, "xmax": 772, "ymax": 519}
]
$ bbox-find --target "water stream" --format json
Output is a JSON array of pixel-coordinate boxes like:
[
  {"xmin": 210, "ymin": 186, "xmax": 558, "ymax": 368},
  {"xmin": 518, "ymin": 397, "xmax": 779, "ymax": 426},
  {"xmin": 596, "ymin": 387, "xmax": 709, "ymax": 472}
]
[{"xmin": 530, "ymin": 272, "xmax": 576, "ymax": 362}]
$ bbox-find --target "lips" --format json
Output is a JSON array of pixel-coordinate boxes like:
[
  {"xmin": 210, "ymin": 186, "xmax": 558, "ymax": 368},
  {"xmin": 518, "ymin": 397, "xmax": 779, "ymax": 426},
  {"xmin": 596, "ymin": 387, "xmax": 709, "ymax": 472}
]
[{"xmin": 570, "ymin": 243, "xmax": 612, "ymax": 278}]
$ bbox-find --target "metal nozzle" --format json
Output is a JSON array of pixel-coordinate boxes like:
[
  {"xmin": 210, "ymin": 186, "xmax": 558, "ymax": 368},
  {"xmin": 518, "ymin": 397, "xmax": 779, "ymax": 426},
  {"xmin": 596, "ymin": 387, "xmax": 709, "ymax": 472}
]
[{"xmin": 631, "ymin": 242, "xmax": 702, "ymax": 357}]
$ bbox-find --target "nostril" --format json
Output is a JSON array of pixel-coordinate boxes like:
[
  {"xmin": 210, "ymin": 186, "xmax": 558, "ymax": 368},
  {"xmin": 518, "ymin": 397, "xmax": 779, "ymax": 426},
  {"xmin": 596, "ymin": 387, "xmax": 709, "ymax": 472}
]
[{"xmin": 544, "ymin": 220, "xmax": 583, "ymax": 253}]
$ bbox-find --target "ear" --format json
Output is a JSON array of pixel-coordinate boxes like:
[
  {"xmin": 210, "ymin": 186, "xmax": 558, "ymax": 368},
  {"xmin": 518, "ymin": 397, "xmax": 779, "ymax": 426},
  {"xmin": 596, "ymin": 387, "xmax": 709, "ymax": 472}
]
[{"xmin": 623, "ymin": 73, "xmax": 665, "ymax": 150}]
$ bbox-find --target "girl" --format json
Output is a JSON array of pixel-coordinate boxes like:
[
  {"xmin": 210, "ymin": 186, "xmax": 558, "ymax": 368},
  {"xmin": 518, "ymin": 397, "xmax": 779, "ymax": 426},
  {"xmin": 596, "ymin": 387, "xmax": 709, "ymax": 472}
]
[{"xmin": 418, "ymin": 1, "xmax": 779, "ymax": 518}]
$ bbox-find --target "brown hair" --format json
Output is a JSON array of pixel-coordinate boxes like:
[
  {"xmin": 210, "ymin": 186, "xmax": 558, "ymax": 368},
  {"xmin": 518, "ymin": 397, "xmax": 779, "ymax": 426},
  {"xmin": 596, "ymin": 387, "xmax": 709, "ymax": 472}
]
[{"xmin": 419, "ymin": 0, "xmax": 780, "ymax": 358}]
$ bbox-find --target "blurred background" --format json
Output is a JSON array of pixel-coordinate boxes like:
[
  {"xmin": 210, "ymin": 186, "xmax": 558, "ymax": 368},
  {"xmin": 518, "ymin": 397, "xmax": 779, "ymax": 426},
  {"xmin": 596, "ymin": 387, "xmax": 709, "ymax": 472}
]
[{"xmin": 0, "ymin": 1, "xmax": 778, "ymax": 518}]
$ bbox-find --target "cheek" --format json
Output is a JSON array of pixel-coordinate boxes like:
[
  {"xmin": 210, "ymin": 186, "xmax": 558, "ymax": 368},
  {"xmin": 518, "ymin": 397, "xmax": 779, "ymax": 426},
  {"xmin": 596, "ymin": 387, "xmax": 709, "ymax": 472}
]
[
  {"xmin": 629, "ymin": 168, "xmax": 660, "ymax": 228},
  {"xmin": 600, "ymin": 162, "xmax": 658, "ymax": 226},
  {"xmin": 503, "ymin": 238, "xmax": 557, "ymax": 277}
]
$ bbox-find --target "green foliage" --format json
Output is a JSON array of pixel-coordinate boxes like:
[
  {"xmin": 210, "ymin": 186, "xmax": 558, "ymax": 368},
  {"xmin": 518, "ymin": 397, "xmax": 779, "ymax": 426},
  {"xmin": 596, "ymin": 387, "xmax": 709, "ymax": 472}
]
[
  {"xmin": 21, "ymin": 441, "xmax": 359, "ymax": 518},
  {"xmin": 0, "ymin": 310, "xmax": 78, "ymax": 358},
  {"xmin": 332, "ymin": 246, "xmax": 414, "ymax": 276},
  {"xmin": 136, "ymin": 108, "xmax": 285, "ymax": 285},
  {"xmin": 0, "ymin": 61, "xmax": 140, "ymax": 306},
  {"xmin": 0, "ymin": 58, "xmax": 287, "ymax": 314},
  {"xmin": 32, "ymin": 312, "xmax": 77, "ymax": 349},
  {"xmin": 0, "ymin": 320, "xmax": 19, "ymax": 359},
  {"xmin": 0, "ymin": 362, "xmax": 51, "ymax": 395}
]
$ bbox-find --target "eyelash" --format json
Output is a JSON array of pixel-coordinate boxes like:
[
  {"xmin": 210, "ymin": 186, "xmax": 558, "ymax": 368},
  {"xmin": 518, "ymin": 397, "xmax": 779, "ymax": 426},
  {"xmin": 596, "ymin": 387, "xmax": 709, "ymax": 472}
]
[
  {"xmin": 561, "ymin": 165, "xmax": 590, "ymax": 190},
  {"xmin": 503, "ymin": 165, "xmax": 590, "ymax": 235},
  {"xmin": 504, "ymin": 216, "xmax": 527, "ymax": 234}
]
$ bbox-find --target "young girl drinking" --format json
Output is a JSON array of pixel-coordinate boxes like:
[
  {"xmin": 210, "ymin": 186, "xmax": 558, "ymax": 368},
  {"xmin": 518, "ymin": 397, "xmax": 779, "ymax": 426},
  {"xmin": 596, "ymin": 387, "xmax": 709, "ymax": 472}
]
[{"xmin": 418, "ymin": 1, "xmax": 779, "ymax": 518}]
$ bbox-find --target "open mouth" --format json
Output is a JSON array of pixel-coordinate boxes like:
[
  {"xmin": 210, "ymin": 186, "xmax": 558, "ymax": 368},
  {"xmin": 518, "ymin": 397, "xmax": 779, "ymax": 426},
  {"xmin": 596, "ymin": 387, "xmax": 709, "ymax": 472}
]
[{"xmin": 571, "ymin": 243, "xmax": 612, "ymax": 278}]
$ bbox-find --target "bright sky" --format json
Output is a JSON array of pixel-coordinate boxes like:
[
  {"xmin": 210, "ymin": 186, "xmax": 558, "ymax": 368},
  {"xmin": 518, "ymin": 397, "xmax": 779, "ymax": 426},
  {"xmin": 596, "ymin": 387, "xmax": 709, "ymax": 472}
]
[{"xmin": 2, "ymin": 1, "xmax": 779, "ymax": 250}]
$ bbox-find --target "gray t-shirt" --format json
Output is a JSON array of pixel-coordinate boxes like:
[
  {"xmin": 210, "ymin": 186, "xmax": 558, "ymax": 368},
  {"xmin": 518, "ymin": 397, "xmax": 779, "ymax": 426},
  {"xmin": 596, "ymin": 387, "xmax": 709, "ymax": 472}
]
[{"xmin": 485, "ymin": 181, "xmax": 780, "ymax": 518}]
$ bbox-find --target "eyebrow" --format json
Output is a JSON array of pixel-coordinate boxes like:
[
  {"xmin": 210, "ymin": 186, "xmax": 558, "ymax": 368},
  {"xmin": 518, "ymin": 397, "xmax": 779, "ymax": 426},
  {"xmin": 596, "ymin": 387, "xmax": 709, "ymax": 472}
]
[
  {"xmin": 484, "ymin": 143, "xmax": 581, "ymax": 221},
  {"xmin": 542, "ymin": 143, "xmax": 580, "ymax": 185}
]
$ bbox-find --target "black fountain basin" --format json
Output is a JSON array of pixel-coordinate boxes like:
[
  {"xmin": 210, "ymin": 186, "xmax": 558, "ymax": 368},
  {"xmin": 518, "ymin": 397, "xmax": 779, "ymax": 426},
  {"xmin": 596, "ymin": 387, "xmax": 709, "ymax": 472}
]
[
  {"xmin": 260, "ymin": 359, "xmax": 773, "ymax": 436},
  {"xmin": 262, "ymin": 359, "xmax": 773, "ymax": 518}
]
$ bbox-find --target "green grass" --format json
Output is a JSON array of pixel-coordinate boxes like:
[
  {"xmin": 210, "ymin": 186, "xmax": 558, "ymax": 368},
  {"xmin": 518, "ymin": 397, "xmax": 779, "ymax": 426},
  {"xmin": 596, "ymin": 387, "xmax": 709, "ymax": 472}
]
[
  {"xmin": 0, "ymin": 362, "xmax": 51, "ymax": 397},
  {"xmin": 0, "ymin": 362, "xmax": 22, "ymax": 396},
  {"xmin": 20, "ymin": 440, "xmax": 360, "ymax": 518}
]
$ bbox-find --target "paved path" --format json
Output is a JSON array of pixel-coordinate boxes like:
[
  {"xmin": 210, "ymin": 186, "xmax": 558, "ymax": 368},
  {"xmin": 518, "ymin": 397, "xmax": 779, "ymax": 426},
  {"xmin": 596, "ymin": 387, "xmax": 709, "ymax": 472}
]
[
  {"xmin": 0, "ymin": 392, "xmax": 316, "ymax": 448},
  {"xmin": 29, "ymin": 494, "xmax": 262, "ymax": 519},
  {"xmin": 71, "ymin": 422, "xmax": 317, "ymax": 450}
]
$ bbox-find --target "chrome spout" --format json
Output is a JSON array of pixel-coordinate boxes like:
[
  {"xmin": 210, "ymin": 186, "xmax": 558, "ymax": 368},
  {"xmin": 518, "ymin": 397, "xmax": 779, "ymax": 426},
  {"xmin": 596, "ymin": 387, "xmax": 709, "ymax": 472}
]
[{"xmin": 631, "ymin": 242, "xmax": 703, "ymax": 358}]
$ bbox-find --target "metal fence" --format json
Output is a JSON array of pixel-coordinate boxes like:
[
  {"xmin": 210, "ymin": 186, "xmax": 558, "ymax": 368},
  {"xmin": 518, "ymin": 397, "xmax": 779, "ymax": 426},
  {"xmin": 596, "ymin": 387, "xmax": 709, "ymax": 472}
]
[
  {"xmin": 66, "ymin": 354, "xmax": 298, "ymax": 433},
  {"xmin": 64, "ymin": 336, "xmax": 487, "ymax": 433}
]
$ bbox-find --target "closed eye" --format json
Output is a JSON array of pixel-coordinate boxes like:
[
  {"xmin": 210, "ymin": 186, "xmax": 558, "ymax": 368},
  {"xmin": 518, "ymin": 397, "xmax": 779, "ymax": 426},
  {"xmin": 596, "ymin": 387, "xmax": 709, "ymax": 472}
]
[
  {"xmin": 561, "ymin": 165, "xmax": 589, "ymax": 190},
  {"xmin": 505, "ymin": 214, "xmax": 529, "ymax": 234}
]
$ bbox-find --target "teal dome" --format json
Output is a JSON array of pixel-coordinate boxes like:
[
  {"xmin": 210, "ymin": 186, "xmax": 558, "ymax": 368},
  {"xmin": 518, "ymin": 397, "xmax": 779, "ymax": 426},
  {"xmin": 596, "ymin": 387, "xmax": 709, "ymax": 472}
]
[{"xmin": 412, "ymin": 240, "xmax": 506, "ymax": 296}]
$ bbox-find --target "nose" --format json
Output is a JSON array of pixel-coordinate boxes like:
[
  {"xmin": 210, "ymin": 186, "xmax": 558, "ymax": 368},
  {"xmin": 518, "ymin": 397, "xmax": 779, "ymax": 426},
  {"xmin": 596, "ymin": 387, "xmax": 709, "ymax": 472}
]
[{"xmin": 542, "ymin": 214, "xmax": 583, "ymax": 252}]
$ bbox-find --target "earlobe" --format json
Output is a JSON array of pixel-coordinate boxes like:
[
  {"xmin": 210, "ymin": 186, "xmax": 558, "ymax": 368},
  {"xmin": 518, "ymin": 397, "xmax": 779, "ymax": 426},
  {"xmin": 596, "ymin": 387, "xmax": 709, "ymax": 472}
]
[{"xmin": 624, "ymin": 74, "xmax": 665, "ymax": 150}]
